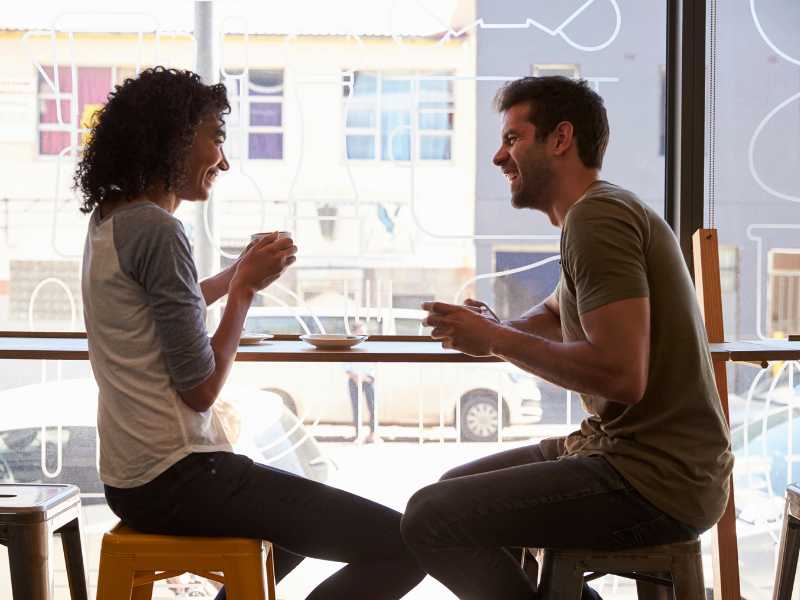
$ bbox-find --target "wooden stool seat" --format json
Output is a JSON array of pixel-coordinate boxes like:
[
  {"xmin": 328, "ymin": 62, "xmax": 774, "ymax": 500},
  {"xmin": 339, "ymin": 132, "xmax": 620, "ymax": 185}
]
[
  {"xmin": 536, "ymin": 539, "xmax": 704, "ymax": 600},
  {"xmin": 772, "ymin": 483, "xmax": 800, "ymax": 599},
  {"xmin": 96, "ymin": 523, "xmax": 276, "ymax": 600},
  {"xmin": 0, "ymin": 483, "xmax": 88, "ymax": 600}
]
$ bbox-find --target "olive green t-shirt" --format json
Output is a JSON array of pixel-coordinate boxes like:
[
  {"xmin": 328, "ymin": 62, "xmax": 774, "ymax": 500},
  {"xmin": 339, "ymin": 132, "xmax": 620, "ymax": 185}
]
[{"xmin": 555, "ymin": 181, "xmax": 733, "ymax": 530}]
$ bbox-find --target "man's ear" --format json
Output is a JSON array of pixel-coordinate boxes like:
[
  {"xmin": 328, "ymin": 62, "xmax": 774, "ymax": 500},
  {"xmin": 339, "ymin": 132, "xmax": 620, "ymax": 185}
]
[{"xmin": 551, "ymin": 121, "xmax": 574, "ymax": 157}]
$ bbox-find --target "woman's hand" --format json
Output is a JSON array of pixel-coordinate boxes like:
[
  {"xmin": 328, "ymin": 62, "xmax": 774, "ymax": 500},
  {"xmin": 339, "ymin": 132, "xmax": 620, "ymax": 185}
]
[{"xmin": 230, "ymin": 232, "xmax": 297, "ymax": 294}]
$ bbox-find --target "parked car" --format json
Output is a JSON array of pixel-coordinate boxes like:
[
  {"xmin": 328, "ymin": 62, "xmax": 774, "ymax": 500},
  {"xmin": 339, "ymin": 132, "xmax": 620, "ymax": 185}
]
[
  {"xmin": 0, "ymin": 377, "xmax": 333, "ymax": 598},
  {"xmin": 0, "ymin": 378, "xmax": 331, "ymax": 494},
  {"xmin": 233, "ymin": 306, "xmax": 544, "ymax": 441}
]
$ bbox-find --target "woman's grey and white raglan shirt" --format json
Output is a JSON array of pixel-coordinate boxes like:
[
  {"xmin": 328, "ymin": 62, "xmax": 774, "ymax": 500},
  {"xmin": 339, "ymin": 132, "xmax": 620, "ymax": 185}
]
[{"xmin": 82, "ymin": 201, "xmax": 231, "ymax": 489}]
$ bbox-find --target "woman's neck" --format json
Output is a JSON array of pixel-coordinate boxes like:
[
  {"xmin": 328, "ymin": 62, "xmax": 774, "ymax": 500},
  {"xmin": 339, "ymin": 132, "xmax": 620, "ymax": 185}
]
[
  {"xmin": 98, "ymin": 189, "xmax": 180, "ymax": 220},
  {"xmin": 147, "ymin": 187, "xmax": 181, "ymax": 214}
]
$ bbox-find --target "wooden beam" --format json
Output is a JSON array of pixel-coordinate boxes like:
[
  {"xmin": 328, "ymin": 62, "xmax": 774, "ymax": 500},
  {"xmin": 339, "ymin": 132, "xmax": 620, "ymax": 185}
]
[{"xmin": 692, "ymin": 228, "xmax": 741, "ymax": 600}]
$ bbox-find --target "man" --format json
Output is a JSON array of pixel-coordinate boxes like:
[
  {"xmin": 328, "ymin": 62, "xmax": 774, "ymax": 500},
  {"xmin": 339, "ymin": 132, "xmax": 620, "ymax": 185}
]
[{"xmin": 400, "ymin": 76, "xmax": 733, "ymax": 599}]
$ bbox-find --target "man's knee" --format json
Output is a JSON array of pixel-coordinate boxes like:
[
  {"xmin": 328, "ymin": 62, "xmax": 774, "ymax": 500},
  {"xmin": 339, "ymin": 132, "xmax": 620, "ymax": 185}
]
[
  {"xmin": 439, "ymin": 461, "xmax": 486, "ymax": 481},
  {"xmin": 439, "ymin": 466, "xmax": 462, "ymax": 481},
  {"xmin": 401, "ymin": 484, "xmax": 449, "ymax": 550}
]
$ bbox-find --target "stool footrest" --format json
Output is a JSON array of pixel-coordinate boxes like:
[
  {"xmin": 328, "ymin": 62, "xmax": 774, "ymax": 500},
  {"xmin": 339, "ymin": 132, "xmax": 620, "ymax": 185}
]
[
  {"xmin": 538, "ymin": 540, "xmax": 704, "ymax": 600},
  {"xmin": 133, "ymin": 570, "xmax": 183, "ymax": 585},
  {"xmin": 193, "ymin": 570, "xmax": 225, "ymax": 584}
]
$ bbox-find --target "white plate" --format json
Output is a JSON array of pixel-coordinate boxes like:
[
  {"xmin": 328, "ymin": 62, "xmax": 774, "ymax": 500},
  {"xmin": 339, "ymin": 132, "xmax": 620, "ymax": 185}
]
[
  {"xmin": 239, "ymin": 333, "xmax": 274, "ymax": 346},
  {"xmin": 300, "ymin": 334, "xmax": 368, "ymax": 349}
]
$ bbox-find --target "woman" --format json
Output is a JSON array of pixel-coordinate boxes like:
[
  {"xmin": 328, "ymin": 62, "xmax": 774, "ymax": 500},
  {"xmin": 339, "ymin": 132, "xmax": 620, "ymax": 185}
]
[{"xmin": 77, "ymin": 67, "xmax": 423, "ymax": 599}]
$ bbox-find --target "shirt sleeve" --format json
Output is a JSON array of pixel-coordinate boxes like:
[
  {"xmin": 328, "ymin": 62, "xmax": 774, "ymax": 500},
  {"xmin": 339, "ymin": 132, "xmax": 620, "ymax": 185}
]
[
  {"xmin": 561, "ymin": 199, "xmax": 650, "ymax": 316},
  {"xmin": 115, "ymin": 211, "xmax": 215, "ymax": 391}
]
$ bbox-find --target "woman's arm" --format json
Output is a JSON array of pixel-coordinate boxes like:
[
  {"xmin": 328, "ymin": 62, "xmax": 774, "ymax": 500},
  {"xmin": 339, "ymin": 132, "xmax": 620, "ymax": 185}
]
[
  {"xmin": 200, "ymin": 241, "xmax": 257, "ymax": 306},
  {"xmin": 200, "ymin": 266, "xmax": 235, "ymax": 306},
  {"xmin": 179, "ymin": 233, "xmax": 297, "ymax": 411}
]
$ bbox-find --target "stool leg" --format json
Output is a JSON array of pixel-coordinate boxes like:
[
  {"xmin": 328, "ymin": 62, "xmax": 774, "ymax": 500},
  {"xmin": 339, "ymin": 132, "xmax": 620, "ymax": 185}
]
[
  {"xmin": 774, "ymin": 512, "xmax": 800, "ymax": 600},
  {"xmin": 131, "ymin": 573, "xmax": 154, "ymax": 600},
  {"xmin": 265, "ymin": 543, "xmax": 277, "ymax": 600},
  {"xmin": 57, "ymin": 517, "xmax": 88, "ymax": 600},
  {"xmin": 671, "ymin": 553, "xmax": 706, "ymax": 600},
  {"xmin": 7, "ymin": 522, "xmax": 50, "ymax": 600},
  {"xmin": 636, "ymin": 575, "xmax": 674, "ymax": 600},
  {"xmin": 223, "ymin": 550, "xmax": 268, "ymax": 600},
  {"xmin": 96, "ymin": 552, "xmax": 135, "ymax": 600},
  {"xmin": 538, "ymin": 550, "xmax": 584, "ymax": 600}
]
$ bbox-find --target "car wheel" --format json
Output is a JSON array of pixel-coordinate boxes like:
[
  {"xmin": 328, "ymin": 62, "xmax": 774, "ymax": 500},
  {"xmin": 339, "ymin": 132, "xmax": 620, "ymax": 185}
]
[
  {"xmin": 460, "ymin": 393, "xmax": 500, "ymax": 442},
  {"xmin": 263, "ymin": 388, "xmax": 297, "ymax": 415}
]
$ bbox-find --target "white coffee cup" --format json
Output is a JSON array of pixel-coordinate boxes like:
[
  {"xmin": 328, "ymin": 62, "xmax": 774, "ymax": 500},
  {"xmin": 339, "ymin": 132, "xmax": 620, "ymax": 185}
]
[{"xmin": 250, "ymin": 231, "xmax": 292, "ymax": 243}]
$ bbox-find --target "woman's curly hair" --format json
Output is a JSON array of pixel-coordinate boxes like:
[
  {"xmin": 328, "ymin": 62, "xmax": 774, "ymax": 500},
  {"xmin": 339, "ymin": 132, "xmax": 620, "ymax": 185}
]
[{"xmin": 74, "ymin": 66, "xmax": 230, "ymax": 214}]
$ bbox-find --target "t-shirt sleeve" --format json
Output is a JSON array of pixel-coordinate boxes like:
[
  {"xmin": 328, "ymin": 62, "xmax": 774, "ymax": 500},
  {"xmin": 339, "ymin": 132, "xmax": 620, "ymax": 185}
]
[
  {"xmin": 115, "ymin": 212, "xmax": 215, "ymax": 390},
  {"xmin": 562, "ymin": 199, "xmax": 650, "ymax": 316}
]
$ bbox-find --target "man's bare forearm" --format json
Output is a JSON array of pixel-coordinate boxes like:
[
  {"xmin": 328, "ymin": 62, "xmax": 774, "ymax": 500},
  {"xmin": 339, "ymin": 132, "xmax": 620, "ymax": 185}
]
[
  {"xmin": 489, "ymin": 326, "xmax": 638, "ymax": 405},
  {"xmin": 504, "ymin": 300, "xmax": 562, "ymax": 342}
]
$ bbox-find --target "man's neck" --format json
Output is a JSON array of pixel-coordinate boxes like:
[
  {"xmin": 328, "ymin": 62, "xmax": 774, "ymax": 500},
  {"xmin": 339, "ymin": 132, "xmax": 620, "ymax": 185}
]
[{"xmin": 547, "ymin": 170, "xmax": 601, "ymax": 228}]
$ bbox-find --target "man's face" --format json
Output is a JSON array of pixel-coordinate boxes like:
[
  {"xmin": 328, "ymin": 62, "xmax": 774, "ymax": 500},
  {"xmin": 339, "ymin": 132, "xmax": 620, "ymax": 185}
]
[{"xmin": 492, "ymin": 103, "xmax": 553, "ymax": 211}]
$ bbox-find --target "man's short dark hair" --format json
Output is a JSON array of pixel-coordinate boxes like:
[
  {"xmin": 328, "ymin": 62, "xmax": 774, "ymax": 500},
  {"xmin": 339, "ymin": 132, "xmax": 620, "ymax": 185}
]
[{"xmin": 494, "ymin": 76, "xmax": 609, "ymax": 169}]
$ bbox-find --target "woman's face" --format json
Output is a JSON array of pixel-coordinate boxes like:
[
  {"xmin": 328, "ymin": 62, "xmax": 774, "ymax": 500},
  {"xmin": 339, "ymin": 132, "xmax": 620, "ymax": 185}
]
[{"xmin": 180, "ymin": 113, "xmax": 230, "ymax": 201}]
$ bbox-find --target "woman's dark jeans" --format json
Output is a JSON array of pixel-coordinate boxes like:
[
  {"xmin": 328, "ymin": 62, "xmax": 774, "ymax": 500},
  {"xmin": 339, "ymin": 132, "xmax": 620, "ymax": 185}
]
[
  {"xmin": 105, "ymin": 451, "xmax": 424, "ymax": 600},
  {"xmin": 401, "ymin": 444, "xmax": 701, "ymax": 600}
]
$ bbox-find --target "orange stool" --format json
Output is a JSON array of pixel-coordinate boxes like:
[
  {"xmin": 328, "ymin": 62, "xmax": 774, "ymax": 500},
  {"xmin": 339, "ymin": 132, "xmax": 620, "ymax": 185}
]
[{"xmin": 96, "ymin": 524, "xmax": 276, "ymax": 600}]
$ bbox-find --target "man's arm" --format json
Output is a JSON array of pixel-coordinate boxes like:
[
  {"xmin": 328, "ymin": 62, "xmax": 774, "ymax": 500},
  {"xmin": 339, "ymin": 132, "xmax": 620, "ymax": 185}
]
[
  {"xmin": 503, "ymin": 292, "xmax": 562, "ymax": 342},
  {"xmin": 493, "ymin": 296, "xmax": 650, "ymax": 405},
  {"xmin": 425, "ymin": 296, "xmax": 650, "ymax": 406}
]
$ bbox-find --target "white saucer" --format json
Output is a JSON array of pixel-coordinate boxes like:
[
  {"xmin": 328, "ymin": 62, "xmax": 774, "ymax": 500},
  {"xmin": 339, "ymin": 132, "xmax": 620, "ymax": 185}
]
[
  {"xmin": 239, "ymin": 333, "xmax": 274, "ymax": 346},
  {"xmin": 300, "ymin": 334, "xmax": 368, "ymax": 349}
]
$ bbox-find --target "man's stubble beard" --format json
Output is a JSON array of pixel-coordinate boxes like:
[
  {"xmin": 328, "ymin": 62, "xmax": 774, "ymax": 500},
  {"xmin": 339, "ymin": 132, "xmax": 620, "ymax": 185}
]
[{"xmin": 510, "ymin": 161, "xmax": 554, "ymax": 211}]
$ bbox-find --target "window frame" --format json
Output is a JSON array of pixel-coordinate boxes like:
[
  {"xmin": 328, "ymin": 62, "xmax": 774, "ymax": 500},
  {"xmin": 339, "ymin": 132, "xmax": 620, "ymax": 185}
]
[
  {"xmin": 343, "ymin": 70, "xmax": 455, "ymax": 163},
  {"xmin": 531, "ymin": 63, "xmax": 580, "ymax": 79},
  {"xmin": 36, "ymin": 65, "xmax": 131, "ymax": 158},
  {"xmin": 222, "ymin": 68, "xmax": 285, "ymax": 161}
]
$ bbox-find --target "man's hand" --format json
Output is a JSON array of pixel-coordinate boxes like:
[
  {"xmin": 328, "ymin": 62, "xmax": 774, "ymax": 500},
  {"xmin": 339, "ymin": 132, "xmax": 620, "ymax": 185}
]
[
  {"xmin": 422, "ymin": 301, "xmax": 504, "ymax": 357},
  {"xmin": 463, "ymin": 298, "xmax": 502, "ymax": 324}
]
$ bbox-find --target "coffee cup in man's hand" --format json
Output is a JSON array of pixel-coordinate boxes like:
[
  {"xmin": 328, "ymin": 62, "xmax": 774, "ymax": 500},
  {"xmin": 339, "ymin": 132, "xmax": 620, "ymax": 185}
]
[{"xmin": 250, "ymin": 231, "xmax": 292, "ymax": 244}]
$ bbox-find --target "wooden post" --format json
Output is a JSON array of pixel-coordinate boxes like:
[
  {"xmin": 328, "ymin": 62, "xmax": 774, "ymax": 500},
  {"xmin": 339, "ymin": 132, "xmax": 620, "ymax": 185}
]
[{"xmin": 692, "ymin": 228, "xmax": 741, "ymax": 600}]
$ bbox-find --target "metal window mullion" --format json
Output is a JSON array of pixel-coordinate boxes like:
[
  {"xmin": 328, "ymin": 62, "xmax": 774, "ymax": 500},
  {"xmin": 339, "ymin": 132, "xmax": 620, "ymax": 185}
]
[
  {"xmin": 69, "ymin": 62, "xmax": 79, "ymax": 152},
  {"xmin": 376, "ymin": 72, "xmax": 383, "ymax": 161},
  {"xmin": 665, "ymin": 0, "xmax": 706, "ymax": 270},
  {"xmin": 413, "ymin": 73, "xmax": 420, "ymax": 161}
]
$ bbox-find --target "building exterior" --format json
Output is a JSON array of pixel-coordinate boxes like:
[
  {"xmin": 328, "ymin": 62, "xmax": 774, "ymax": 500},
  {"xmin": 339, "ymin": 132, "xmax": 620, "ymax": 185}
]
[
  {"xmin": 1, "ymin": 0, "xmax": 799, "ymax": 376},
  {"xmin": 0, "ymin": 0, "xmax": 477, "ymax": 328}
]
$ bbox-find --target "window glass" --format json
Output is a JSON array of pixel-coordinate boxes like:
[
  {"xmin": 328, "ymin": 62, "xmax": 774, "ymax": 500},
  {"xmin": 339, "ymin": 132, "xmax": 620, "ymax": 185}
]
[
  {"xmin": 223, "ymin": 68, "xmax": 283, "ymax": 159},
  {"xmin": 36, "ymin": 65, "xmax": 113, "ymax": 155},
  {"xmin": 344, "ymin": 71, "xmax": 454, "ymax": 161},
  {"xmin": 1, "ymin": 3, "xmax": 672, "ymax": 597},
  {"xmin": 345, "ymin": 135, "xmax": 375, "ymax": 159},
  {"xmin": 708, "ymin": 2, "xmax": 800, "ymax": 596}
]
